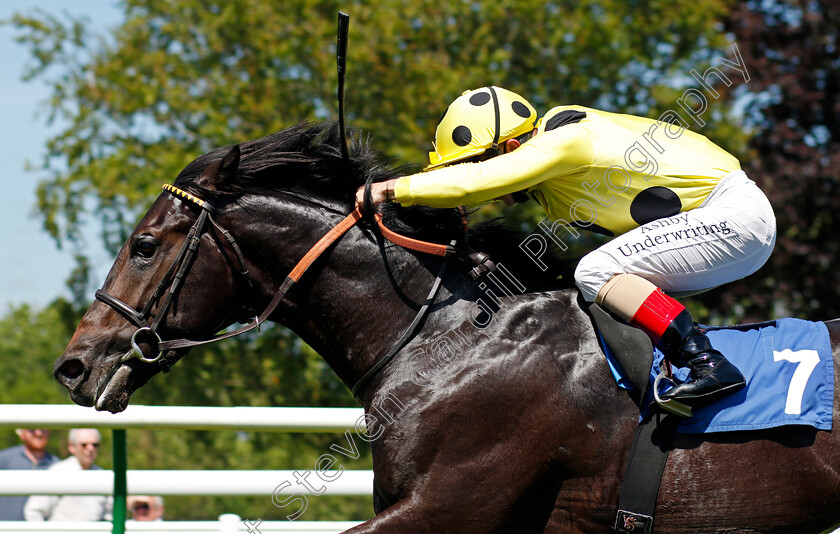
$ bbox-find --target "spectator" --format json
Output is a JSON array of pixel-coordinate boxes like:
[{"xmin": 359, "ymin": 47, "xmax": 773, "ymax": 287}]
[
  {"xmin": 127, "ymin": 495, "xmax": 164, "ymax": 521},
  {"xmin": 0, "ymin": 429, "xmax": 59, "ymax": 520},
  {"xmin": 23, "ymin": 428, "xmax": 112, "ymax": 521}
]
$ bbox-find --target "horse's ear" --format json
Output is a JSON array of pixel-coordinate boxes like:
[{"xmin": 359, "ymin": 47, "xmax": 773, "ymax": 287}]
[
  {"xmin": 196, "ymin": 144, "xmax": 240, "ymax": 189},
  {"xmin": 219, "ymin": 144, "xmax": 241, "ymax": 182}
]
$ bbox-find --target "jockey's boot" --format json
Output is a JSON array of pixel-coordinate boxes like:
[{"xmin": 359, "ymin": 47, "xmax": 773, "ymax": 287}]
[
  {"xmin": 652, "ymin": 306, "xmax": 746, "ymax": 407},
  {"xmin": 595, "ymin": 273, "xmax": 745, "ymax": 408}
]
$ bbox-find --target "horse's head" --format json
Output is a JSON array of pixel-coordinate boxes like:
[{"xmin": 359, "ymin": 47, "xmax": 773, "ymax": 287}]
[{"xmin": 54, "ymin": 146, "xmax": 249, "ymax": 412}]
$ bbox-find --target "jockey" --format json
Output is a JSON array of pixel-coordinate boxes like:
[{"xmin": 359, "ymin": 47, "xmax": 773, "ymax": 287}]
[{"xmin": 356, "ymin": 86, "xmax": 776, "ymax": 409}]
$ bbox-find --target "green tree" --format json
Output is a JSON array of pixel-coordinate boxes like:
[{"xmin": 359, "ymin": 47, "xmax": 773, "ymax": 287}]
[{"xmin": 0, "ymin": 300, "xmax": 77, "ymax": 411}]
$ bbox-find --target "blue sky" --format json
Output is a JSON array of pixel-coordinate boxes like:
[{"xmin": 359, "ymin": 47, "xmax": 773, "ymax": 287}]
[{"xmin": 1, "ymin": 1, "xmax": 122, "ymax": 310}]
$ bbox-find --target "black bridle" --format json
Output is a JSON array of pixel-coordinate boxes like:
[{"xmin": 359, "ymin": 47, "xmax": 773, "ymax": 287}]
[
  {"xmin": 94, "ymin": 184, "xmax": 253, "ymax": 363},
  {"xmin": 93, "ymin": 183, "xmax": 471, "ymax": 398}
]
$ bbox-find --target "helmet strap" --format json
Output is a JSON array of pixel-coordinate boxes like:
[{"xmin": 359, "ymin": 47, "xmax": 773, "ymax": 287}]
[
  {"xmin": 488, "ymin": 86, "xmax": 501, "ymax": 149},
  {"xmin": 511, "ymin": 190, "xmax": 531, "ymax": 204}
]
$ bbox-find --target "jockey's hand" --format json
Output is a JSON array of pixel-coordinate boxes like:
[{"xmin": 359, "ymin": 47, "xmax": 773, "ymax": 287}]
[{"xmin": 355, "ymin": 179, "xmax": 396, "ymax": 210}]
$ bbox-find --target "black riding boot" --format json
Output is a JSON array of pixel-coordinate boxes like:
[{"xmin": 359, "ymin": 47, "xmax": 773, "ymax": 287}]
[{"xmin": 657, "ymin": 310, "xmax": 746, "ymax": 407}]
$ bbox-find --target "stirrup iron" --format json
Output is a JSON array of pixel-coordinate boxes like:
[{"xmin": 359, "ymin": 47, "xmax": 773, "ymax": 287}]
[{"xmin": 653, "ymin": 368, "xmax": 692, "ymax": 418}]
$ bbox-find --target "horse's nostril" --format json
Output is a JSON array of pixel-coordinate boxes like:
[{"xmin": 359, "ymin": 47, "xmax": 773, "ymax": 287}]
[{"xmin": 57, "ymin": 359, "xmax": 85, "ymax": 381}]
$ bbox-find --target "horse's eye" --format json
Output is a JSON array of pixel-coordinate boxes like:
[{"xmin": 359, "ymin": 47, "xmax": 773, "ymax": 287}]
[{"xmin": 135, "ymin": 241, "xmax": 157, "ymax": 259}]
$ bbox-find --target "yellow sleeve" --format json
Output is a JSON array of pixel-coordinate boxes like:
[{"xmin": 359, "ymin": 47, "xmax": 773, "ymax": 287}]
[{"xmin": 394, "ymin": 127, "xmax": 594, "ymax": 208}]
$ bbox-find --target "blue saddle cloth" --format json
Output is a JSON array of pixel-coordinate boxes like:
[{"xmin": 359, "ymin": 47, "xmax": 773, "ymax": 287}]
[{"xmin": 603, "ymin": 318, "xmax": 834, "ymax": 433}]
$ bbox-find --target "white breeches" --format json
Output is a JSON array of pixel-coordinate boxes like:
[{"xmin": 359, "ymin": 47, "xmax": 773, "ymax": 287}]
[{"xmin": 575, "ymin": 170, "xmax": 777, "ymax": 302}]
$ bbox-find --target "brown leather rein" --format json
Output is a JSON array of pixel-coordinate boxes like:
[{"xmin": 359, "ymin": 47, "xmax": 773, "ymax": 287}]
[{"xmin": 94, "ymin": 184, "xmax": 472, "ymax": 397}]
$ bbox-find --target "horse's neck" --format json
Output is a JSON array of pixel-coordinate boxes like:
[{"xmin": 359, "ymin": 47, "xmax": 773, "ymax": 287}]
[
  {"xmin": 237, "ymin": 198, "xmax": 446, "ymax": 389},
  {"xmin": 302, "ymin": 240, "xmax": 447, "ymax": 389}
]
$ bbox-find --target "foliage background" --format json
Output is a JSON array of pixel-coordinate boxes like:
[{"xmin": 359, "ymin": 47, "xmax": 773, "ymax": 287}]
[{"xmin": 1, "ymin": 0, "xmax": 837, "ymax": 521}]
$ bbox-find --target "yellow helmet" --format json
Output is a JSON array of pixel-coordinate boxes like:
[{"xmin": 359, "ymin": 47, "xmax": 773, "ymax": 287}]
[{"xmin": 426, "ymin": 86, "xmax": 537, "ymax": 170}]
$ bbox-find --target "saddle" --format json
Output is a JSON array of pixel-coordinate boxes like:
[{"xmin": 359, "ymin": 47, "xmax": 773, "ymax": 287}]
[{"xmin": 588, "ymin": 303, "xmax": 654, "ymax": 402}]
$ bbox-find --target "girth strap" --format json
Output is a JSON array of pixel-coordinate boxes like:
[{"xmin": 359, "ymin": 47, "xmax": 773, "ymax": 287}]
[{"xmin": 614, "ymin": 414, "xmax": 677, "ymax": 534}]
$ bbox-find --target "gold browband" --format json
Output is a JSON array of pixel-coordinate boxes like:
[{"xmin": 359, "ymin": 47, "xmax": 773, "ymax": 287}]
[{"xmin": 162, "ymin": 184, "xmax": 213, "ymax": 211}]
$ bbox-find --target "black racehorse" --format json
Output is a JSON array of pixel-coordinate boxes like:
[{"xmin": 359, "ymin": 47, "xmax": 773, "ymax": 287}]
[{"xmin": 54, "ymin": 122, "xmax": 840, "ymax": 533}]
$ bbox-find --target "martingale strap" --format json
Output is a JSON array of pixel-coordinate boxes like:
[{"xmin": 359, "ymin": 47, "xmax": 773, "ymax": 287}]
[{"xmin": 349, "ymin": 245, "xmax": 451, "ymax": 398}]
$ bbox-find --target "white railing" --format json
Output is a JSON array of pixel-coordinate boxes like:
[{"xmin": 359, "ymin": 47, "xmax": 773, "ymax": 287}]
[
  {"xmin": 0, "ymin": 405, "xmax": 366, "ymax": 432},
  {"xmin": 0, "ymin": 518, "xmax": 363, "ymax": 533},
  {"xmin": 0, "ymin": 405, "xmax": 372, "ymax": 534},
  {"xmin": 0, "ymin": 470, "xmax": 373, "ymax": 496}
]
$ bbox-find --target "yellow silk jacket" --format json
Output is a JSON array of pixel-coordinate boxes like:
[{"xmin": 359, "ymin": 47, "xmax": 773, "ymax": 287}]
[{"xmin": 394, "ymin": 106, "xmax": 741, "ymax": 236}]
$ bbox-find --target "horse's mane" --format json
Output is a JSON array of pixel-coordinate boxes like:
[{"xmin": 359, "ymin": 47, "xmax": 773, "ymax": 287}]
[{"xmin": 175, "ymin": 121, "xmax": 576, "ymax": 287}]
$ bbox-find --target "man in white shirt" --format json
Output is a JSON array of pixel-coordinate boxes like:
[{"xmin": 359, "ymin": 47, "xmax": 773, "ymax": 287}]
[{"xmin": 23, "ymin": 428, "xmax": 113, "ymax": 521}]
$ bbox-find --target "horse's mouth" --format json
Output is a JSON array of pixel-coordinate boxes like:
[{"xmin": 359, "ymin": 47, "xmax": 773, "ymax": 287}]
[
  {"xmin": 94, "ymin": 362, "xmax": 135, "ymax": 413},
  {"xmin": 56, "ymin": 349, "xmax": 139, "ymax": 412},
  {"xmin": 57, "ymin": 343, "xmax": 186, "ymax": 413},
  {"xmin": 90, "ymin": 350, "xmax": 184, "ymax": 413}
]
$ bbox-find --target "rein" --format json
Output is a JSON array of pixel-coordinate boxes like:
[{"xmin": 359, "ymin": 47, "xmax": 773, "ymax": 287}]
[{"xmin": 95, "ymin": 184, "xmax": 465, "ymax": 396}]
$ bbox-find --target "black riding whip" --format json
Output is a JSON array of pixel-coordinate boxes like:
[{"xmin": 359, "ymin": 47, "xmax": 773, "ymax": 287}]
[{"xmin": 337, "ymin": 11, "xmax": 350, "ymax": 163}]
